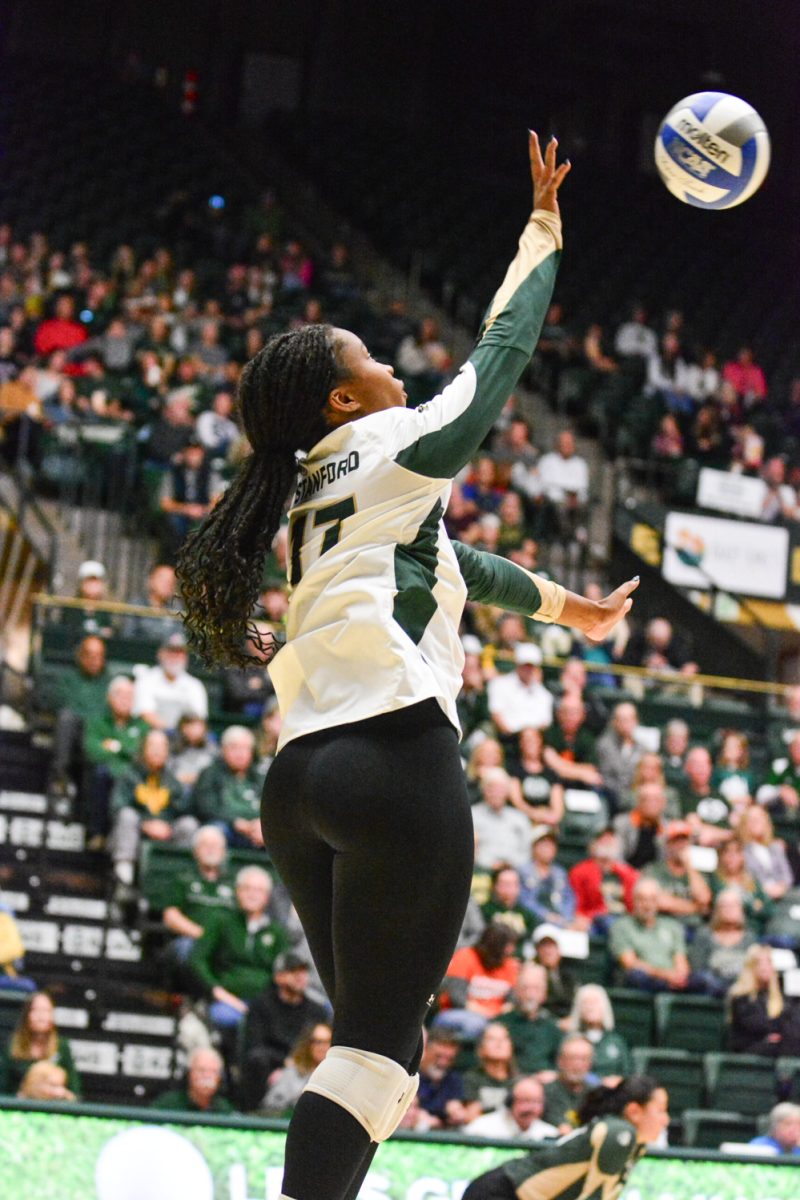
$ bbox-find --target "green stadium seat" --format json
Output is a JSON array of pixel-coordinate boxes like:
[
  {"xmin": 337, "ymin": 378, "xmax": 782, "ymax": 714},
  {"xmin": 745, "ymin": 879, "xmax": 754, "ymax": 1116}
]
[
  {"xmin": 681, "ymin": 1109, "xmax": 758, "ymax": 1150},
  {"xmin": 703, "ymin": 1053, "xmax": 778, "ymax": 1116},
  {"xmin": 607, "ymin": 988, "xmax": 655, "ymax": 1049},
  {"xmin": 777, "ymin": 1056, "xmax": 800, "ymax": 1101},
  {"xmin": 654, "ymin": 993, "xmax": 725, "ymax": 1053},
  {"xmin": 572, "ymin": 937, "xmax": 611, "ymax": 986},
  {"xmin": 631, "ymin": 1047, "xmax": 704, "ymax": 1115}
]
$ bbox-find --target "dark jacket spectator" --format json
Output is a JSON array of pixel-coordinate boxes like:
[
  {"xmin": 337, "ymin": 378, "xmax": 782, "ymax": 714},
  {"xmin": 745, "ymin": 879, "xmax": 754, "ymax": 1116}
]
[{"xmin": 728, "ymin": 944, "xmax": 800, "ymax": 1056}]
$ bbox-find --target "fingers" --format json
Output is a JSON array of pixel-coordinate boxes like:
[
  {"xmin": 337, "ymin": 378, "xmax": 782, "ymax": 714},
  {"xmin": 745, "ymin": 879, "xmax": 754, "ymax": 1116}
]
[
  {"xmin": 616, "ymin": 576, "xmax": 640, "ymax": 599},
  {"xmin": 529, "ymin": 130, "xmax": 571, "ymax": 195}
]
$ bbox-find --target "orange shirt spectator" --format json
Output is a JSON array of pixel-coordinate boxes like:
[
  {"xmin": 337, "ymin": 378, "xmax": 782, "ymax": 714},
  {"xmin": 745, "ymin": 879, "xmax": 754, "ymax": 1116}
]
[{"xmin": 439, "ymin": 926, "xmax": 519, "ymax": 1019}]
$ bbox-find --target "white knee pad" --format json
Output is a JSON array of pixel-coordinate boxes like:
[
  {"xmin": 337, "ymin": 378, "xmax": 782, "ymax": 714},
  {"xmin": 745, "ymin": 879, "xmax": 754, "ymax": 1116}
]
[{"xmin": 304, "ymin": 1045, "xmax": 419, "ymax": 1142}]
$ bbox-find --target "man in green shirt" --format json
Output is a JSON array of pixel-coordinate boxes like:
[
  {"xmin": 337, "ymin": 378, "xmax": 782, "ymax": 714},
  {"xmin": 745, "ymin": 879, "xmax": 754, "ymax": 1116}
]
[
  {"xmin": 481, "ymin": 866, "xmax": 537, "ymax": 952},
  {"xmin": 150, "ymin": 1046, "xmax": 234, "ymax": 1114},
  {"xmin": 677, "ymin": 747, "xmax": 732, "ymax": 845},
  {"xmin": 162, "ymin": 824, "xmax": 235, "ymax": 990},
  {"xmin": 82, "ymin": 675, "xmax": 148, "ymax": 848},
  {"xmin": 189, "ymin": 865, "xmax": 290, "ymax": 1030},
  {"xmin": 498, "ymin": 962, "xmax": 561, "ymax": 1073},
  {"xmin": 49, "ymin": 634, "xmax": 110, "ymax": 793},
  {"xmin": 643, "ymin": 820, "xmax": 711, "ymax": 929},
  {"xmin": 543, "ymin": 694, "xmax": 601, "ymax": 788},
  {"xmin": 609, "ymin": 876, "xmax": 690, "ymax": 992},
  {"xmin": 541, "ymin": 1033, "xmax": 594, "ymax": 1131},
  {"xmin": 191, "ymin": 726, "xmax": 263, "ymax": 848}
]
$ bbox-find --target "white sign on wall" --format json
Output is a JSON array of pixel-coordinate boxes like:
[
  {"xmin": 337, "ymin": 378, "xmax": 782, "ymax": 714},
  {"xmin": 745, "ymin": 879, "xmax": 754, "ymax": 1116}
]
[
  {"xmin": 696, "ymin": 467, "xmax": 767, "ymax": 518},
  {"xmin": 663, "ymin": 511, "xmax": 789, "ymax": 599}
]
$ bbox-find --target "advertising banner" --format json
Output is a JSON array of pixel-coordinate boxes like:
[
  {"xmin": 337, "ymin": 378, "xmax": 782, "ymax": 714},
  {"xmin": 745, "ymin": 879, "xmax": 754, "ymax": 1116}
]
[
  {"xmin": 0, "ymin": 1107, "xmax": 797, "ymax": 1200},
  {"xmin": 696, "ymin": 468, "xmax": 768, "ymax": 520},
  {"xmin": 662, "ymin": 511, "xmax": 789, "ymax": 599}
]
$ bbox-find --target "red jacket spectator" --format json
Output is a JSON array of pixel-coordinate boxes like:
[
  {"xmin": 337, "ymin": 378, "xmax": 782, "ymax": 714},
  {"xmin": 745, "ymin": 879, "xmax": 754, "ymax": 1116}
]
[
  {"xmin": 34, "ymin": 296, "xmax": 87, "ymax": 356},
  {"xmin": 569, "ymin": 831, "xmax": 639, "ymax": 920},
  {"xmin": 722, "ymin": 347, "xmax": 767, "ymax": 402}
]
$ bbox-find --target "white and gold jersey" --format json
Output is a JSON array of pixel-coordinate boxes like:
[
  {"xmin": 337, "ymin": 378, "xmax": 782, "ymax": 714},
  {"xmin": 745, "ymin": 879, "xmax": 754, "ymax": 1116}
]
[{"xmin": 269, "ymin": 210, "xmax": 565, "ymax": 750}]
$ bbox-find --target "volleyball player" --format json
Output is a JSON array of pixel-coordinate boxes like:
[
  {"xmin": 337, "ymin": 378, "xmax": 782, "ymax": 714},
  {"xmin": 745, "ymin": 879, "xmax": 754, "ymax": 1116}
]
[
  {"xmin": 462, "ymin": 1076, "xmax": 669, "ymax": 1200},
  {"xmin": 178, "ymin": 131, "xmax": 638, "ymax": 1200}
]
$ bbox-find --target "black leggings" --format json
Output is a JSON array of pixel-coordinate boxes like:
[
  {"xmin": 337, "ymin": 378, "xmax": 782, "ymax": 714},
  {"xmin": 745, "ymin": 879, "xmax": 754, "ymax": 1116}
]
[
  {"xmin": 261, "ymin": 699, "xmax": 474, "ymax": 1199},
  {"xmin": 461, "ymin": 1166, "xmax": 518, "ymax": 1200}
]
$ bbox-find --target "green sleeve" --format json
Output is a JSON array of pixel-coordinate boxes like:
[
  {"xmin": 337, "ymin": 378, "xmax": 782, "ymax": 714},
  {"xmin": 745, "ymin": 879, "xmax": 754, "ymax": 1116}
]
[
  {"xmin": 110, "ymin": 770, "xmax": 136, "ymax": 816},
  {"xmin": 189, "ymin": 911, "xmax": 224, "ymax": 995},
  {"xmin": 393, "ymin": 211, "xmax": 561, "ymax": 478},
  {"xmin": 58, "ymin": 1037, "xmax": 81, "ymax": 1097},
  {"xmin": 191, "ymin": 764, "xmax": 216, "ymax": 824},
  {"xmin": 452, "ymin": 541, "xmax": 543, "ymax": 614}
]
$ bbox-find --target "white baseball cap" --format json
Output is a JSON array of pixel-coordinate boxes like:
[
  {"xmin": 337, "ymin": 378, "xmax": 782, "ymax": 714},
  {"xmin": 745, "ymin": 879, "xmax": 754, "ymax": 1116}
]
[
  {"xmin": 78, "ymin": 560, "xmax": 107, "ymax": 581},
  {"xmin": 514, "ymin": 642, "xmax": 542, "ymax": 666}
]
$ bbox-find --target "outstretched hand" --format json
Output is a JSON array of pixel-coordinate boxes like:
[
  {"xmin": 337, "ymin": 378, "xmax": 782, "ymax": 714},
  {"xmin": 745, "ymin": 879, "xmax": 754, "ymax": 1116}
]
[
  {"xmin": 583, "ymin": 577, "xmax": 639, "ymax": 644},
  {"xmin": 529, "ymin": 130, "xmax": 571, "ymax": 215}
]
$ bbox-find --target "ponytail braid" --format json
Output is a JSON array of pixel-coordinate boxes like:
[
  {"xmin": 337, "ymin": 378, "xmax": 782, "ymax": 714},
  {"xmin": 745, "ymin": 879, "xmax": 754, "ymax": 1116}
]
[{"xmin": 177, "ymin": 325, "xmax": 349, "ymax": 667}]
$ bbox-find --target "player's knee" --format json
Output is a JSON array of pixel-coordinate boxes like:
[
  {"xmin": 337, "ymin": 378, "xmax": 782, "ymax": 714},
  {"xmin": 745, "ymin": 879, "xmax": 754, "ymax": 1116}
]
[{"xmin": 304, "ymin": 1045, "xmax": 418, "ymax": 1142}]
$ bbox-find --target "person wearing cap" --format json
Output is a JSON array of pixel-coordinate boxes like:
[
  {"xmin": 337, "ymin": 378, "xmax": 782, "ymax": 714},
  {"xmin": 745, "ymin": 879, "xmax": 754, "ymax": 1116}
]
[
  {"xmin": 239, "ymin": 950, "xmax": 329, "ymax": 1111},
  {"xmin": 132, "ymin": 634, "xmax": 208, "ymax": 732},
  {"xmin": 497, "ymin": 962, "xmax": 561, "ymax": 1074},
  {"xmin": 519, "ymin": 827, "xmax": 576, "ymax": 928},
  {"xmin": 487, "ymin": 641, "xmax": 554, "ymax": 736},
  {"xmin": 48, "ymin": 635, "xmax": 111, "ymax": 796},
  {"xmin": 76, "ymin": 560, "xmax": 109, "ymax": 604},
  {"xmin": 53, "ymin": 560, "xmax": 116, "ymax": 641},
  {"xmin": 568, "ymin": 830, "xmax": 638, "ymax": 936},
  {"xmin": 472, "ymin": 767, "xmax": 535, "ymax": 870},
  {"xmin": 609, "ymin": 877, "xmax": 692, "ymax": 993},
  {"xmin": 643, "ymin": 821, "xmax": 711, "ymax": 927},
  {"xmin": 533, "ymin": 927, "xmax": 578, "ymax": 1021},
  {"xmin": 192, "ymin": 726, "xmax": 264, "ymax": 848}
]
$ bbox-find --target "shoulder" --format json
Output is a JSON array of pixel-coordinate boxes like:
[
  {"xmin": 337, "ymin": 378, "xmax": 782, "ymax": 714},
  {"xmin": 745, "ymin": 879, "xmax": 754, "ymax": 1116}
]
[{"xmin": 593, "ymin": 1116, "xmax": 638, "ymax": 1171}]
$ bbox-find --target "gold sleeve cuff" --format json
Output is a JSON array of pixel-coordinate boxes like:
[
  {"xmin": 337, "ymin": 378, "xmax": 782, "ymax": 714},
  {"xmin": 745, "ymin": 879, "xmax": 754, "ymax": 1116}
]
[{"xmin": 522, "ymin": 569, "xmax": 566, "ymax": 624}]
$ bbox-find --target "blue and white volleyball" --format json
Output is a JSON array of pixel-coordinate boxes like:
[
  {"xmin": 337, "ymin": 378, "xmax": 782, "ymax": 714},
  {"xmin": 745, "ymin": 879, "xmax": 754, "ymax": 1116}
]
[{"xmin": 654, "ymin": 92, "xmax": 770, "ymax": 210}]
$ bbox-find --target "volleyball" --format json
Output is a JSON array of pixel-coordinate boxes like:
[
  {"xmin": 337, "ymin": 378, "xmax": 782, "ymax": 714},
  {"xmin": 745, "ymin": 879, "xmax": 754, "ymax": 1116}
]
[{"xmin": 654, "ymin": 91, "xmax": 770, "ymax": 209}]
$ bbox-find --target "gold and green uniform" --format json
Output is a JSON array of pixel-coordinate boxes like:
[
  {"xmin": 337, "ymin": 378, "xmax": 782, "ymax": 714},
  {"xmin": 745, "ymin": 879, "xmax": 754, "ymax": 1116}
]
[{"xmin": 503, "ymin": 1117, "xmax": 645, "ymax": 1200}]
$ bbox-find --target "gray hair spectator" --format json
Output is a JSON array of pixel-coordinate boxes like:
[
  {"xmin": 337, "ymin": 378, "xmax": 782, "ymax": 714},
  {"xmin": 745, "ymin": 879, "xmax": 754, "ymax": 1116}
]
[
  {"xmin": 594, "ymin": 702, "xmax": 646, "ymax": 809},
  {"xmin": 465, "ymin": 1075, "xmax": 558, "ymax": 1142},
  {"xmin": 150, "ymin": 1046, "xmax": 233, "ymax": 1114},
  {"xmin": 471, "ymin": 766, "xmax": 534, "ymax": 869},
  {"xmin": 541, "ymin": 1033, "xmax": 595, "ymax": 1132},
  {"xmin": 192, "ymin": 725, "xmax": 263, "ymax": 848},
  {"xmin": 161, "ymin": 824, "xmax": 234, "ymax": 989},
  {"xmin": 749, "ymin": 1102, "xmax": 800, "ymax": 1157}
]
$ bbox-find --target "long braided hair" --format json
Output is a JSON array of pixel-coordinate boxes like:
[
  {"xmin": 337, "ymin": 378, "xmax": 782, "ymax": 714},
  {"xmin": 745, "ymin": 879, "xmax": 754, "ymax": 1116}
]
[{"xmin": 177, "ymin": 325, "xmax": 350, "ymax": 667}]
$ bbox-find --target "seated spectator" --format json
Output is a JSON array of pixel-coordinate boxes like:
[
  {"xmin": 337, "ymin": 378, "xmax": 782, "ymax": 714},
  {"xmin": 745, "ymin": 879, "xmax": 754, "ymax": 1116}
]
[
  {"xmin": 722, "ymin": 345, "xmax": 767, "ymax": 405},
  {"xmin": 629, "ymin": 750, "xmax": 681, "ymax": 819},
  {"xmin": 461, "ymin": 1022, "xmax": 518, "ymax": 1122},
  {"xmin": 436, "ymin": 926, "xmax": 519, "ymax": 1039},
  {"xmin": 713, "ymin": 730, "xmax": 756, "ymax": 800},
  {"xmin": 749, "ymin": 1102, "xmax": 800, "ymax": 1157},
  {"xmin": 151, "ymin": 1047, "xmax": 233, "ymax": 1114},
  {"xmin": 125, "ymin": 563, "xmax": 181, "ymax": 639},
  {"xmin": 16, "ymin": 1061, "xmax": 75, "ymax": 1102},
  {"xmin": 60, "ymin": 560, "xmax": 114, "ymax": 641},
  {"xmin": 48, "ymin": 634, "xmax": 110, "ymax": 795},
  {"xmin": 662, "ymin": 719, "xmax": 690, "ymax": 789},
  {"xmin": 0, "ymin": 904, "xmax": 35, "ymax": 994},
  {"xmin": 543, "ymin": 695, "xmax": 602, "ymax": 789},
  {"xmin": 690, "ymin": 402, "xmax": 729, "ymax": 466},
  {"xmin": 395, "ymin": 316, "xmax": 452, "ymax": 404},
  {"xmin": 500, "ymin": 416, "xmax": 540, "ymax": 501},
  {"xmin": 81, "ymin": 675, "xmax": 148, "ymax": 847},
  {"xmin": 541, "ymin": 1034, "xmax": 595, "ymax": 1132},
  {"xmin": 161, "ymin": 825, "xmax": 234, "ymax": 988},
  {"xmin": 193, "ymin": 726, "xmax": 264, "ymax": 849},
  {"xmin": 555, "ymin": 657, "xmax": 608, "ymax": 733},
  {"xmin": 651, "ymin": 414, "xmax": 684, "ymax": 460},
  {"xmin": 536, "ymin": 430, "xmax": 589, "ymax": 542},
  {"xmin": 133, "ymin": 632, "xmax": 208, "ymax": 731},
  {"xmin": 534, "ymin": 301, "xmax": 572, "ymax": 404},
  {"xmin": 677, "ymin": 747, "xmax": 733, "ymax": 845},
  {"xmin": 0, "ymin": 992, "xmax": 80, "ymax": 1096},
  {"xmin": 239, "ymin": 951, "xmax": 329, "ymax": 1111},
  {"xmin": 569, "ymin": 829, "xmax": 638, "ymax": 935},
  {"xmin": 196, "ymin": 389, "xmax": 238, "ymax": 458},
  {"xmin": 688, "ymin": 889, "xmax": 756, "ymax": 998},
  {"xmin": 609, "ymin": 878, "xmax": 691, "ymax": 993},
  {"xmin": 763, "ymin": 730, "xmax": 800, "ymax": 819},
  {"xmin": 143, "ymin": 388, "xmax": 196, "ymax": 466},
  {"xmin": 759, "ymin": 457, "xmax": 795, "ymax": 523},
  {"xmin": 728, "ymin": 944, "xmax": 800, "ymax": 1056},
  {"xmin": 519, "ymin": 828, "xmax": 577, "ymax": 929},
  {"xmin": 646, "ymin": 332, "xmax": 694, "ymax": 413},
  {"xmin": 472, "ymin": 767, "xmax": 534, "ymax": 870},
  {"xmin": 767, "ymin": 686, "xmax": 800, "ymax": 759},
  {"xmin": 643, "ymin": 820, "xmax": 711, "ymax": 927},
  {"xmin": 488, "ymin": 643, "xmax": 553, "ymax": 737},
  {"xmin": 221, "ymin": 623, "xmax": 275, "ymax": 719},
  {"xmin": 613, "ymin": 782, "xmax": 667, "ymax": 869},
  {"xmin": 709, "ymin": 836, "xmax": 772, "ymax": 935},
  {"xmin": 189, "ymin": 866, "xmax": 290, "ymax": 1030},
  {"xmin": 465, "ymin": 1075, "xmax": 558, "ymax": 1142},
  {"xmin": 416, "ymin": 1029, "xmax": 467, "ymax": 1129},
  {"xmin": 160, "ymin": 441, "xmax": 219, "ymax": 559},
  {"xmin": 498, "ymin": 962, "xmax": 561, "ymax": 1074},
  {"xmin": 582, "ymin": 323, "xmax": 617, "ymax": 378},
  {"xmin": 109, "ymin": 729, "xmax": 198, "ymax": 889},
  {"xmin": 457, "ymin": 651, "xmax": 491, "ymax": 754},
  {"xmin": 594, "ymin": 703, "xmax": 646, "ymax": 810},
  {"xmin": 258, "ymin": 1022, "xmax": 333, "ymax": 1117},
  {"xmin": 614, "ymin": 305, "xmax": 657, "ymax": 361},
  {"xmin": 466, "ymin": 737, "xmax": 506, "ymax": 803},
  {"xmin": 623, "ymin": 617, "xmax": 697, "ymax": 675},
  {"xmin": 533, "ymin": 928, "xmax": 578, "ymax": 1021},
  {"xmin": 563, "ymin": 984, "xmax": 632, "ymax": 1079},
  {"xmin": 482, "ymin": 866, "xmax": 536, "ymax": 949},
  {"xmin": 509, "ymin": 728, "xmax": 564, "ymax": 827},
  {"xmin": 168, "ymin": 713, "xmax": 217, "ymax": 791},
  {"xmin": 34, "ymin": 294, "xmax": 87, "ymax": 356},
  {"xmin": 738, "ymin": 807, "xmax": 794, "ymax": 901}
]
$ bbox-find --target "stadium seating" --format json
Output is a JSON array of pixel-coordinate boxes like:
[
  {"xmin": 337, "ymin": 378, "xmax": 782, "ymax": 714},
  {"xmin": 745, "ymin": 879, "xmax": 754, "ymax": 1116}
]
[
  {"xmin": 682, "ymin": 1109, "xmax": 759, "ymax": 1150},
  {"xmin": 653, "ymin": 994, "xmax": 726, "ymax": 1054},
  {"xmin": 703, "ymin": 1053, "xmax": 779, "ymax": 1117},
  {"xmin": 606, "ymin": 989, "xmax": 655, "ymax": 1049},
  {"xmin": 631, "ymin": 1048, "xmax": 704, "ymax": 1115}
]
